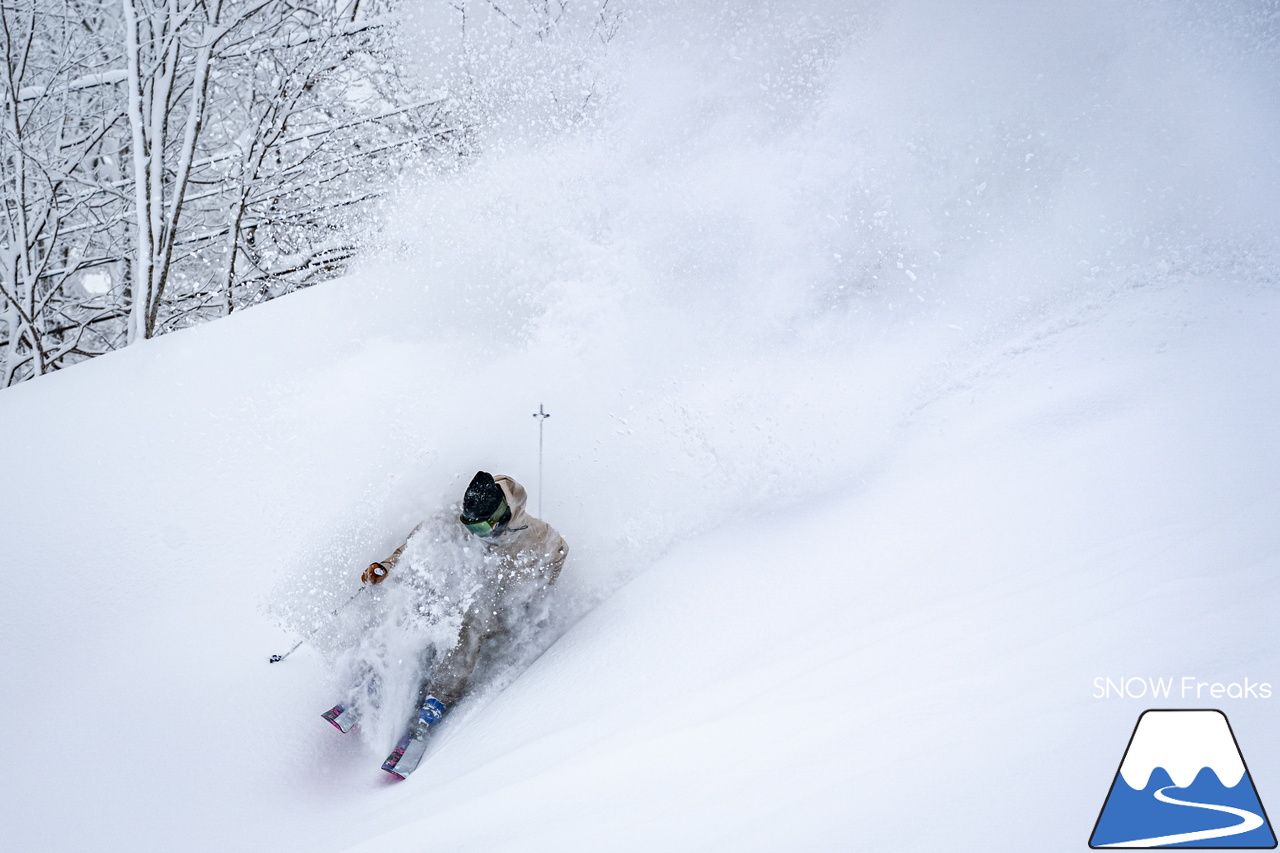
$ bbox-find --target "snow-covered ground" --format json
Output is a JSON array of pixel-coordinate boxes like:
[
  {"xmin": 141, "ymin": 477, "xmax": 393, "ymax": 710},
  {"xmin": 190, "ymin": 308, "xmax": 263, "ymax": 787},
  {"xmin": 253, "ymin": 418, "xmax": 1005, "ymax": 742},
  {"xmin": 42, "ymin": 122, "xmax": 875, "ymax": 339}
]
[{"xmin": 3, "ymin": 2, "xmax": 1279, "ymax": 851}]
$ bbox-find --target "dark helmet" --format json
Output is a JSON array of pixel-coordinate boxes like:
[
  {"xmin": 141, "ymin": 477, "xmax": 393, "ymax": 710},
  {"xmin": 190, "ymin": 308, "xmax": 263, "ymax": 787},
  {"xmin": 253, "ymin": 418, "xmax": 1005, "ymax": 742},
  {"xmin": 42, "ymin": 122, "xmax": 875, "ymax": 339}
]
[{"xmin": 459, "ymin": 471, "xmax": 511, "ymax": 537}]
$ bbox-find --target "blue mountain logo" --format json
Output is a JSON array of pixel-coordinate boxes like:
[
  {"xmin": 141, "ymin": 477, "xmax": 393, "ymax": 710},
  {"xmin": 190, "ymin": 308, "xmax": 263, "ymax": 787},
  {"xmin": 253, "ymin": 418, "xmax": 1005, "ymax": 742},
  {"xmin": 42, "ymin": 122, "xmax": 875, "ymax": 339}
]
[{"xmin": 1091, "ymin": 709, "xmax": 1276, "ymax": 848}]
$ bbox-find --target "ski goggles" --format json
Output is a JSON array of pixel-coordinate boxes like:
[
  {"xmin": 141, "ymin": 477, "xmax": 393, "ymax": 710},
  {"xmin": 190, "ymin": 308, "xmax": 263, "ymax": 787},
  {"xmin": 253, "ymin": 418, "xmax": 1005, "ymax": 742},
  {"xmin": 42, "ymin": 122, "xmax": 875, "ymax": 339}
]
[{"xmin": 460, "ymin": 498, "xmax": 510, "ymax": 537}]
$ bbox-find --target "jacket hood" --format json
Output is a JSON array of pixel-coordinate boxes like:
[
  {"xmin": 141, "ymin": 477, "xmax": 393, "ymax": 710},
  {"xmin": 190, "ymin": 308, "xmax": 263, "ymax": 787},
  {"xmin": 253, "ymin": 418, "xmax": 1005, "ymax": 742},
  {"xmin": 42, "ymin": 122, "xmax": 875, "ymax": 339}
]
[{"xmin": 494, "ymin": 475, "xmax": 529, "ymax": 527}]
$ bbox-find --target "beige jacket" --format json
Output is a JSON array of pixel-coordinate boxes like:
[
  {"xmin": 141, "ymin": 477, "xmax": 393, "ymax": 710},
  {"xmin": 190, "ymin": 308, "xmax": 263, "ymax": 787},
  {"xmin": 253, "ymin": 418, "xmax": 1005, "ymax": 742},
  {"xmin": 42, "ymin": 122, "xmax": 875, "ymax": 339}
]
[
  {"xmin": 377, "ymin": 475, "xmax": 568, "ymax": 707},
  {"xmin": 480, "ymin": 474, "xmax": 568, "ymax": 584},
  {"xmin": 378, "ymin": 474, "xmax": 568, "ymax": 584}
]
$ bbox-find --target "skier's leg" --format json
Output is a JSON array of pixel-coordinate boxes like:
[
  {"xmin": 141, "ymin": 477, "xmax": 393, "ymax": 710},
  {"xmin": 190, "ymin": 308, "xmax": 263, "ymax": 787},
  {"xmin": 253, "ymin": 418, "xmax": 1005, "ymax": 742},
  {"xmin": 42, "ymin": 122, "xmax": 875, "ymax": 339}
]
[
  {"xmin": 382, "ymin": 617, "xmax": 485, "ymax": 778},
  {"xmin": 420, "ymin": 613, "xmax": 486, "ymax": 709}
]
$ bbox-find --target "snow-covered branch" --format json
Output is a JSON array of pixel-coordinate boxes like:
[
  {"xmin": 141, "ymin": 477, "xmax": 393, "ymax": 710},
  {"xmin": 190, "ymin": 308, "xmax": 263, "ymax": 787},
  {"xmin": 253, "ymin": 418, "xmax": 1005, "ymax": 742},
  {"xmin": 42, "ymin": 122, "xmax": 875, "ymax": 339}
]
[{"xmin": 1, "ymin": 0, "xmax": 623, "ymax": 386}]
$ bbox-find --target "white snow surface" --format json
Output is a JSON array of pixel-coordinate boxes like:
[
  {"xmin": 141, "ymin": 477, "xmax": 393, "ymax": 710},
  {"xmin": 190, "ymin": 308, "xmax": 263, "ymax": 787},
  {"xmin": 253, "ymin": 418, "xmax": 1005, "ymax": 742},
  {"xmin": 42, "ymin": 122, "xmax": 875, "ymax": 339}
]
[
  {"xmin": 1119, "ymin": 711, "xmax": 1246, "ymax": 790},
  {"xmin": 4, "ymin": 1, "xmax": 1280, "ymax": 851}
]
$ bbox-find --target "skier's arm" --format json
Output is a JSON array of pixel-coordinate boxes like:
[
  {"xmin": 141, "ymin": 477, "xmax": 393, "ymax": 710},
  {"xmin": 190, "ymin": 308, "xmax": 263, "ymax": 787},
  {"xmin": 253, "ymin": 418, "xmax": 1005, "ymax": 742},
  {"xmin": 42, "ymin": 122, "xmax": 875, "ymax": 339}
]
[
  {"xmin": 362, "ymin": 522, "xmax": 425, "ymax": 584},
  {"xmin": 542, "ymin": 530, "xmax": 569, "ymax": 584}
]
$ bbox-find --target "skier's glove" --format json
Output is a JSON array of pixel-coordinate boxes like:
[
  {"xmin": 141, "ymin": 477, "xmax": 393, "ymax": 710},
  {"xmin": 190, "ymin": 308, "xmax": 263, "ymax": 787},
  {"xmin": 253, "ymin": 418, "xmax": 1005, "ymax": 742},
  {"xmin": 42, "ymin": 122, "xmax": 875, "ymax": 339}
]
[{"xmin": 362, "ymin": 562, "xmax": 390, "ymax": 585}]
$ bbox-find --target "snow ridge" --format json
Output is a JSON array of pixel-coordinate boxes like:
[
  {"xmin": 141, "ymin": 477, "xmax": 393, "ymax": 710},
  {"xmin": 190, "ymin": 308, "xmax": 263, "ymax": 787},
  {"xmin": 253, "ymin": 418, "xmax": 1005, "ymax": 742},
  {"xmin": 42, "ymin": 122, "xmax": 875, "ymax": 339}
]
[{"xmin": 1118, "ymin": 710, "xmax": 1247, "ymax": 790}]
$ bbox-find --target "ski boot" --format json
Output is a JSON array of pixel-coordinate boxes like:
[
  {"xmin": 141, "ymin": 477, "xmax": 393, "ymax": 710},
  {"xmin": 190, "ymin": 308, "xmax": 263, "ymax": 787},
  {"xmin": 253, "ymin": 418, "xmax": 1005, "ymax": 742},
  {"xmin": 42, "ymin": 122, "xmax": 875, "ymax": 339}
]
[{"xmin": 381, "ymin": 696, "xmax": 447, "ymax": 779}]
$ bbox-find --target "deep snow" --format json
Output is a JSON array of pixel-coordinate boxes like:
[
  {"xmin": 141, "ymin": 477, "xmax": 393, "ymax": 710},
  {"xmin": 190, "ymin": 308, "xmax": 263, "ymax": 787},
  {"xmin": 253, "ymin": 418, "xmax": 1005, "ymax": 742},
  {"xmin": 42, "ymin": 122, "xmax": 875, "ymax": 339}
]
[{"xmin": 3, "ymin": 1, "xmax": 1280, "ymax": 851}]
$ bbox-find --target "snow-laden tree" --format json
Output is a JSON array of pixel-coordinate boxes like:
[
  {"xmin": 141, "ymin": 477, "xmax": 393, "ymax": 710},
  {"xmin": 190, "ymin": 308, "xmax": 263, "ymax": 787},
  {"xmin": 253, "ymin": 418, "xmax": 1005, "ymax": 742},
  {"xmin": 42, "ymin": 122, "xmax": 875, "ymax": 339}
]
[
  {"xmin": 118, "ymin": 0, "xmax": 453, "ymax": 339},
  {"xmin": 1, "ymin": 0, "xmax": 620, "ymax": 387},
  {"xmin": 187, "ymin": 0, "xmax": 453, "ymax": 317},
  {"xmin": 0, "ymin": 0, "xmax": 129, "ymax": 385},
  {"xmin": 0, "ymin": 0, "xmax": 448, "ymax": 383}
]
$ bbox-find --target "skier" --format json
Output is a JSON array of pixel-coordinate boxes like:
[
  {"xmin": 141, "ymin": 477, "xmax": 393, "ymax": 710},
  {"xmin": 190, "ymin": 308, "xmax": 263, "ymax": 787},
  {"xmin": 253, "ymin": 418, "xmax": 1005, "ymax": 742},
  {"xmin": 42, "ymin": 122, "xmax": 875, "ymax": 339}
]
[{"xmin": 324, "ymin": 471, "xmax": 569, "ymax": 778}]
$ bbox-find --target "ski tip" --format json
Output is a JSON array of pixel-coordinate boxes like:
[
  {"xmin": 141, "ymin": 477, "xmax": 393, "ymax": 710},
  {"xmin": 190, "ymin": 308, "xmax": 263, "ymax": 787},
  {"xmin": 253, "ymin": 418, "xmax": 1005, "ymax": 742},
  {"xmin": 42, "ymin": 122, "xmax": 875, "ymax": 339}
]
[
  {"xmin": 382, "ymin": 768, "xmax": 406, "ymax": 781},
  {"xmin": 321, "ymin": 706, "xmax": 356, "ymax": 733}
]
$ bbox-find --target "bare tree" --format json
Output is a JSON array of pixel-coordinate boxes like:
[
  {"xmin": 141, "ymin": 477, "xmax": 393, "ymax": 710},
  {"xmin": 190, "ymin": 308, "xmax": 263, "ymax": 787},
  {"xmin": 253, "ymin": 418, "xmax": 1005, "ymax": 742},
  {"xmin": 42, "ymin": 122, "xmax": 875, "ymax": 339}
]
[
  {"xmin": 117, "ymin": 0, "xmax": 455, "ymax": 335},
  {"xmin": 0, "ymin": 0, "xmax": 623, "ymax": 388},
  {"xmin": 197, "ymin": 0, "xmax": 453, "ymax": 316},
  {"xmin": 119, "ymin": 0, "xmax": 262, "ymax": 341},
  {"xmin": 0, "ymin": 0, "xmax": 128, "ymax": 386}
]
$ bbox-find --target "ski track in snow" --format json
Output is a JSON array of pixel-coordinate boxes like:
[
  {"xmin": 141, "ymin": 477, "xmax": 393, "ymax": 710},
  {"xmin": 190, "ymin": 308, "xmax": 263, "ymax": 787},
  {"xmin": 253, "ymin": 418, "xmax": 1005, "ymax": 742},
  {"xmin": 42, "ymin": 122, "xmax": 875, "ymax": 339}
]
[{"xmin": 1100, "ymin": 786, "xmax": 1265, "ymax": 848}]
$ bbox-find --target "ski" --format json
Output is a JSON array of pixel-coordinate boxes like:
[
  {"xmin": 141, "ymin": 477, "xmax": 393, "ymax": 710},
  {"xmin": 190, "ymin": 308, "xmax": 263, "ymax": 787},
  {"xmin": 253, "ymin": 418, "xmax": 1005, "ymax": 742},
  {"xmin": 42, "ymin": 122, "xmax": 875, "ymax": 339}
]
[
  {"xmin": 381, "ymin": 726, "xmax": 432, "ymax": 779},
  {"xmin": 321, "ymin": 704, "xmax": 358, "ymax": 733},
  {"xmin": 381, "ymin": 696, "xmax": 447, "ymax": 779}
]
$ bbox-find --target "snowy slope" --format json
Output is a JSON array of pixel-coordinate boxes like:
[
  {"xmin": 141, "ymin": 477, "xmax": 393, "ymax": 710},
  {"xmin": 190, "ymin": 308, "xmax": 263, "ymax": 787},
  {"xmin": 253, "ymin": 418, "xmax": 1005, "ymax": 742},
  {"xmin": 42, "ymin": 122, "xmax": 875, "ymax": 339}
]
[
  {"xmin": 330, "ymin": 280, "xmax": 1280, "ymax": 853},
  {"xmin": 3, "ymin": 271, "xmax": 1278, "ymax": 853},
  {"xmin": 3, "ymin": 1, "xmax": 1280, "ymax": 851}
]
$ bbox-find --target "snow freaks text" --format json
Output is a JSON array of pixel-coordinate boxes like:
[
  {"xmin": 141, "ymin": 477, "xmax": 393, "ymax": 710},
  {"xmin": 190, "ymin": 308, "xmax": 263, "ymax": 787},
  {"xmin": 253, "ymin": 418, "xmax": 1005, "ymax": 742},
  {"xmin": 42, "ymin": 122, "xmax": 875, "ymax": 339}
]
[{"xmin": 1093, "ymin": 677, "xmax": 1274, "ymax": 700}]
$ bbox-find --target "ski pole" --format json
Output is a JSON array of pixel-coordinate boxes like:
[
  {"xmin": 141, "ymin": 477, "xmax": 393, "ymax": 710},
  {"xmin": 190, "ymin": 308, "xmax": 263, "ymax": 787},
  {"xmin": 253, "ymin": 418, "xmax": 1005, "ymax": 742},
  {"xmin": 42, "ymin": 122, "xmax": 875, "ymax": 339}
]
[
  {"xmin": 269, "ymin": 585, "xmax": 367, "ymax": 663},
  {"xmin": 533, "ymin": 403, "xmax": 550, "ymax": 517}
]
